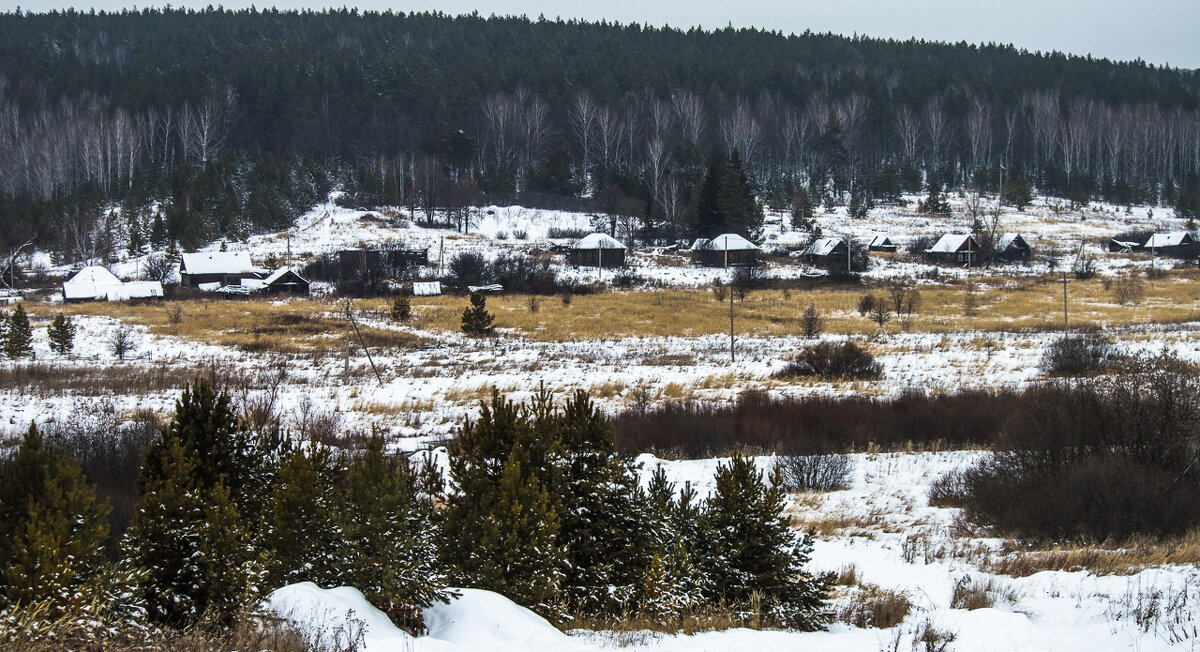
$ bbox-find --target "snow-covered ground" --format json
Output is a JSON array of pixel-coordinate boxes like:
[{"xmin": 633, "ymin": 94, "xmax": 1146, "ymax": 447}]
[{"xmin": 266, "ymin": 451, "xmax": 1200, "ymax": 651}]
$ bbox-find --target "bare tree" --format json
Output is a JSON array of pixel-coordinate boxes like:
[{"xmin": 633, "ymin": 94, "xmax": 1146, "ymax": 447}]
[
  {"xmin": 569, "ymin": 91, "xmax": 598, "ymax": 183},
  {"xmin": 800, "ymin": 304, "xmax": 824, "ymax": 339},
  {"xmin": 671, "ymin": 89, "xmax": 705, "ymax": 144},
  {"xmin": 895, "ymin": 105, "xmax": 921, "ymax": 163}
]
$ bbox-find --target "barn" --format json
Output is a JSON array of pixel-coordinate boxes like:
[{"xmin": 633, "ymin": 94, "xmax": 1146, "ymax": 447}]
[
  {"xmin": 926, "ymin": 234, "xmax": 980, "ymax": 265},
  {"xmin": 180, "ymin": 251, "xmax": 264, "ymax": 288},
  {"xmin": 62, "ymin": 266, "xmax": 122, "ymax": 301},
  {"xmin": 692, "ymin": 233, "xmax": 760, "ymax": 267},
  {"xmin": 568, "ymin": 233, "xmax": 627, "ymax": 268}
]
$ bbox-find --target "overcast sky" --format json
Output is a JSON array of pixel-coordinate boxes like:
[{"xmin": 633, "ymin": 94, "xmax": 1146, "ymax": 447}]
[{"xmin": 6, "ymin": 0, "xmax": 1199, "ymax": 69}]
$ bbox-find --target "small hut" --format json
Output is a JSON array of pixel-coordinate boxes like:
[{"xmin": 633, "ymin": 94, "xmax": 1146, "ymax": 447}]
[
  {"xmin": 568, "ymin": 233, "xmax": 627, "ymax": 268},
  {"xmin": 926, "ymin": 233, "xmax": 980, "ymax": 265},
  {"xmin": 693, "ymin": 233, "xmax": 760, "ymax": 267},
  {"xmin": 257, "ymin": 267, "xmax": 310, "ymax": 295},
  {"xmin": 995, "ymin": 233, "xmax": 1033, "ymax": 261},
  {"xmin": 868, "ymin": 235, "xmax": 899, "ymax": 252}
]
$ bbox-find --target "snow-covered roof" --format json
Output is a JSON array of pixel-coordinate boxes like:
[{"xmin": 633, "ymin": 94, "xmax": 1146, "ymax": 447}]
[
  {"xmin": 106, "ymin": 281, "xmax": 163, "ymax": 301},
  {"xmin": 63, "ymin": 266, "xmax": 122, "ymax": 300},
  {"xmin": 262, "ymin": 267, "xmax": 308, "ymax": 286},
  {"xmin": 705, "ymin": 233, "xmax": 759, "ymax": 252},
  {"xmin": 802, "ymin": 238, "xmax": 846, "ymax": 257},
  {"xmin": 869, "ymin": 235, "xmax": 895, "ymax": 248},
  {"xmin": 181, "ymin": 251, "xmax": 257, "ymax": 275},
  {"xmin": 572, "ymin": 233, "xmax": 626, "ymax": 250},
  {"xmin": 1145, "ymin": 232, "xmax": 1193, "ymax": 248},
  {"xmin": 413, "ymin": 281, "xmax": 442, "ymax": 296},
  {"xmin": 928, "ymin": 233, "xmax": 975, "ymax": 253},
  {"xmin": 997, "ymin": 233, "xmax": 1029, "ymax": 250}
]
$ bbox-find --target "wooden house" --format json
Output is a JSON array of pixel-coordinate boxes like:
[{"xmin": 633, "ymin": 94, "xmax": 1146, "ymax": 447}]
[
  {"xmin": 868, "ymin": 235, "xmax": 899, "ymax": 252},
  {"xmin": 247, "ymin": 267, "xmax": 310, "ymax": 295},
  {"xmin": 800, "ymin": 238, "xmax": 850, "ymax": 268},
  {"xmin": 567, "ymin": 233, "xmax": 627, "ymax": 268},
  {"xmin": 1143, "ymin": 232, "xmax": 1199, "ymax": 258},
  {"xmin": 926, "ymin": 234, "xmax": 980, "ymax": 265},
  {"xmin": 995, "ymin": 233, "xmax": 1033, "ymax": 262},
  {"xmin": 180, "ymin": 251, "xmax": 263, "ymax": 289},
  {"xmin": 692, "ymin": 233, "xmax": 760, "ymax": 267}
]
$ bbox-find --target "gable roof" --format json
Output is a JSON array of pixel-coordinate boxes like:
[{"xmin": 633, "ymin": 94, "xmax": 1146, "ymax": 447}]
[
  {"xmin": 928, "ymin": 233, "xmax": 977, "ymax": 253},
  {"xmin": 262, "ymin": 267, "xmax": 309, "ymax": 286},
  {"xmin": 572, "ymin": 233, "xmax": 627, "ymax": 250},
  {"xmin": 181, "ymin": 251, "xmax": 257, "ymax": 276},
  {"xmin": 63, "ymin": 266, "xmax": 122, "ymax": 300},
  {"xmin": 705, "ymin": 233, "xmax": 759, "ymax": 252},
  {"xmin": 802, "ymin": 238, "xmax": 846, "ymax": 257},
  {"xmin": 997, "ymin": 233, "xmax": 1030, "ymax": 251},
  {"xmin": 1145, "ymin": 232, "xmax": 1194, "ymax": 248},
  {"xmin": 869, "ymin": 235, "xmax": 896, "ymax": 248}
]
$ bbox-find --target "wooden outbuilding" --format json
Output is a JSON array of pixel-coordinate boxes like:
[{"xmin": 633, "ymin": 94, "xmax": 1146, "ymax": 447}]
[
  {"xmin": 995, "ymin": 233, "xmax": 1033, "ymax": 262},
  {"xmin": 800, "ymin": 238, "xmax": 850, "ymax": 267},
  {"xmin": 1143, "ymin": 232, "xmax": 1199, "ymax": 258},
  {"xmin": 868, "ymin": 235, "xmax": 899, "ymax": 252},
  {"xmin": 568, "ymin": 233, "xmax": 627, "ymax": 268},
  {"xmin": 180, "ymin": 251, "xmax": 263, "ymax": 288}
]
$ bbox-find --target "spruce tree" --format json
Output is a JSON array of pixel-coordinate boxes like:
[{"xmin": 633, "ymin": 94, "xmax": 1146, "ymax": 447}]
[
  {"xmin": 638, "ymin": 467, "xmax": 705, "ymax": 617},
  {"xmin": 699, "ymin": 455, "xmax": 830, "ymax": 629},
  {"xmin": 4, "ymin": 304, "xmax": 33, "ymax": 359},
  {"xmin": 0, "ymin": 425, "xmax": 111, "ymax": 615},
  {"xmin": 390, "ymin": 294, "xmax": 412, "ymax": 322},
  {"xmin": 460, "ymin": 292, "xmax": 494, "ymax": 335},
  {"xmin": 336, "ymin": 434, "xmax": 446, "ymax": 633},
  {"xmin": 920, "ymin": 178, "xmax": 952, "ymax": 215},
  {"xmin": 46, "ymin": 313, "xmax": 76, "ymax": 355}
]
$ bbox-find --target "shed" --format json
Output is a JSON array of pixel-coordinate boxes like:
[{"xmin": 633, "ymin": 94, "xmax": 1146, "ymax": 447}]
[
  {"xmin": 868, "ymin": 235, "xmax": 899, "ymax": 252},
  {"xmin": 995, "ymin": 233, "xmax": 1033, "ymax": 261},
  {"xmin": 63, "ymin": 266, "xmax": 123, "ymax": 301},
  {"xmin": 568, "ymin": 233, "xmax": 627, "ymax": 268},
  {"xmin": 180, "ymin": 251, "xmax": 263, "ymax": 288},
  {"xmin": 1143, "ymin": 232, "xmax": 1199, "ymax": 258},
  {"xmin": 412, "ymin": 281, "xmax": 442, "ymax": 296},
  {"xmin": 693, "ymin": 233, "xmax": 760, "ymax": 267},
  {"xmin": 926, "ymin": 233, "xmax": 980, "ymax": 265}
]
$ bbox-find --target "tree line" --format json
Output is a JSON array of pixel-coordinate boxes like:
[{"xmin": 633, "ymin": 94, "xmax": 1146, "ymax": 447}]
[
  {"xmin": 2, "ymin": 9, "xmax": 1199, "ymax": 262},
  {"xmin": 0, "ymin": 381, "xmax": 830, "ymax": 645}
]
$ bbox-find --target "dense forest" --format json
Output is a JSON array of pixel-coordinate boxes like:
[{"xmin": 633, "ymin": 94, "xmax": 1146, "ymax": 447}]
[{"xmin": 1, "ymin": 8, "xmax": 1199, "ymax": 262}]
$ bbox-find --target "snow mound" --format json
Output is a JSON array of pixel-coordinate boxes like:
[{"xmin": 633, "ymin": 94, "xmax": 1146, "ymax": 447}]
[
  {"xmin": 264, "ymin": 582, "xmax": 414, "ymax": 649},
  {"xmin": 424, "ymin": 587, "xmax": 570, "ymax": 649}
]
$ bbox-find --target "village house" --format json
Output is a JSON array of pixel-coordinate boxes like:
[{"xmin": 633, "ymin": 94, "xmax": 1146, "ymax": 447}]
[
  {"xmin": 180, "ymin": 251, "xmax": 264, "ymax": 289},
  {"xmin": 567, "ymin": 233, "xmax": 627, "ymax": 268},
  {"xmin": 926, "ymin": 233, "xmax": 980, "ymax": 265},
  {"xmin": 995, "ymin": 233, "xmax": 1033, "ymax": 262},
  {"xmin": 692, "ymin": 233, "xmax": 760, "ymax": 267},
  {"xmin": 1143, "ymin": 232, "xmax": 1199, "ymax": 258}
]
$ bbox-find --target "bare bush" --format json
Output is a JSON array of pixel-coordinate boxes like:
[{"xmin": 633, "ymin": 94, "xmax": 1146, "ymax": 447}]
[
  {"xmin": 1040, "ymin": 332, "xmax": 1119, "ymax": 375},
  {"xmin": 838, "ymin": 584, "xmax": 912, "ymax": 629},
  {"xmin": 800, "ymin": 304, "xmax": 824, "ymax": 339},
  {"xmin": 1111, "ymin": 271, "xmax": 1145, "ymax": 305},
  {"xmin": 777, "ymin": 454, "xmax": 852, "ymax": 492},
  {"xmin": 109, "ymin": 326, "xmax": 135, "ymax": 361},
  {"xmin": 164, "ymin": 304, "xmax": 184, "ymax": 325},
  {"xmin": 927, "ymin": 470, "xmax": 971, "ymax": 507},
  {"xmin": 857, "ymin": 293, "xmax": 876, "ymax": 316},
  {"xmin": 870, "ymin": 299, "xmax": 892, "ymax": 327},
  {"xmin": 777, "ymin": 342, "xmax": 882, "ymax": 381}
]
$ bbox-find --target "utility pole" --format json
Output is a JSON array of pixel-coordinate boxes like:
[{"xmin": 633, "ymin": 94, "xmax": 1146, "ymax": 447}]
[
  {"xmin": 286, "ymin": 230, "xmax": 291, "ymax": 268},
  {"xmin": 726, "ymin": 243, "xmax": 734, "ymax": 364},
  {"xmin": 1062, "ymin": 270, "xmax": 1069, "ymax": 338}
]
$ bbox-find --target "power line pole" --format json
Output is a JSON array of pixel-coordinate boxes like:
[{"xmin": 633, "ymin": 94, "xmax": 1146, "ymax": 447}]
[
  {"xmin": 726, "ymin": 245, "xmax": 734, "ymax": 363},
  {"xmin": 1062, "ymin": 270, "xmax": 1069, "ymax": 338}
]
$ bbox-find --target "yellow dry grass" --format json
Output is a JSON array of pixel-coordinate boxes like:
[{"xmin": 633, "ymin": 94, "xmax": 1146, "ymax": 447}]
[
  {"xmin": 986, "ymin": 530, "xmax": 1200, "ymax": 577},
  {"xmin": 352, "ymin": 268, "xmax": 1200, "ymax": 342},
  {"xmin": 40, "ymin": 298, "xmax": 427, "ymax": 354}
]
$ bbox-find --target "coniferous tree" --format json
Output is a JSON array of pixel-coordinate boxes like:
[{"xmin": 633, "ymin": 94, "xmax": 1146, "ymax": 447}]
[
  {"xmin": 46, "ymin": 313, "xmax": 75, "ymax": 355},
  {"xmin": 460, "ymin": 292, "xmax": 494, "ymax": 335},
  {"xmin": 336, "ymin": 434, "xmax": 447, "ymax": 633},
  {"xmin": 0, "ymin": 425, "xmax": 112, "ymax": 615},
  {"xmin": 699, "ymin": 455, "xmax": 830, "ymax": 629},
  {"xmin": 919, "ymin": 178, "xmax": 952, "ymax": 215},
  {"xmin": 390, "ymin": 294, "xmax": 412, "ymax": 322},
  {"xmin": 4, "ymin": 304, "xmax": 33, "ymax": 359},
  {"xmin": 440, "ymin": 392, "xmax": 566, "ymax": 615},
  {"xmin": 263, "ymin": 443, "xmax": 344, "ymax": 590},
  {"xmin": 638, "ymin": 467, "xmax": 706, "ymax": 617}
]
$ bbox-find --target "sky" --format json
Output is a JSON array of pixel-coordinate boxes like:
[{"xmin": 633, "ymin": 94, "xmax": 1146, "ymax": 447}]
[{"xmin": 5, "ymin": 0, "xmax": 1200, "ymax": 70}]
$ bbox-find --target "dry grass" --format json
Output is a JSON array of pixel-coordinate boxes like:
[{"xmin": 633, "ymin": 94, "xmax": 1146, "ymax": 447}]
[
  {"xmin": 838, "ymin": 583, "xmax": 913, "ymax": 629},
  {"xmin": 339, "ymin": 268, "xmax": 1200, "ymax": 342},
  {"xmin": 985, "ymin": 530, "xmax": 1200, "ymax": 577},
  {"xmin": 41, "ymin": 298, "xmax": 427, "ymax": 354},
  {"xmin": 950, "ymin": 576, "xmax": 1018, "ymax": 610}
]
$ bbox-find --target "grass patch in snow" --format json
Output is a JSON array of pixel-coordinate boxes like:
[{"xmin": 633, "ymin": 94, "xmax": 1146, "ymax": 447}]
[{"xmin": 985, "ymin": 530, "xmax": 1200, "ymax": 577}]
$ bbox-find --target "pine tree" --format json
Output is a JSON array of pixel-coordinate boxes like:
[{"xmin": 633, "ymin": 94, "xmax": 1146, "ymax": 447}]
[
  {"xmin": 4, "ymin": 304, "xmax": 33, "ymax": 359},
  {"xmin": 920, "ymin": 178, "xmax": 952, "ymax": 215},
  {"xmin": 124, "ymin": 436, "xmax": 261, "ymax": 625},
  {"xmin": 263, "ymin": 444, "xmax": 344, "ymax": 590},
  {"xmin": 390, "ymin": 294, "xmax": 412, "ymax": 322},
  {"xmin": 335, "ymin": 434, "xmax": 447, "ymax": 633},
  {"xmin": 46, "ymin": 313, "xmax": 76, "ymax": 355},
  {"xmin": 440, "ymin": 392, "xmax": 565, "ymax": 615},
  {"xmin": 699, "ymin": 455, "xmax": 830, "ymax": 629},
  {"xmin": 460, "ymin": 292, "xmax": 494, "ymax": 335},
  {"xmin": 638, "ymin": 466, "xmax": 705, "ymax": 617},
  {"xmin": 0, "ymin": 425, "xmax": 111, "ymax": 615}
]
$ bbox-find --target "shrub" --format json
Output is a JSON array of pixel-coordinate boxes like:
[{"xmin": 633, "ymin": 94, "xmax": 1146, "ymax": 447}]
[
  {"xmin": 777, "ymin": 342, "xmax": 883, "ymax": 381},
  {"xmin": 800, "ymin": 304, "xmax": 824, "ymax": 339},
  {"xmin": 109, "ymin": 326, "xmax": 135, "ymax": 361},
  {"xmin": 857, "ymin": 293, "xmax": 876, "ymax": 316},
  {"xmin": 390, "ymin": 294, "xmax": 412, "ymax": 322},
  {"xmin": 776, "ymin": 454, "xmax": 852, "ymax": 492},
  {"xmin": 1111, "ymin": 271, "xmax": 1144, "ymax": 305},
  {"xmin": 927, "ymin": 470, "xmax": 971, "ymax": 508},
  {"xmin": 907, "ymin": 234, "xmax": 937, "ymax": 255},
  {"xmin": 838, "ymin": 584, "xmax": 912, "ymax": 629},
  {"xmin": 1040, "ymin": 332, "xmax": 1118, "ymax": 375}
]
